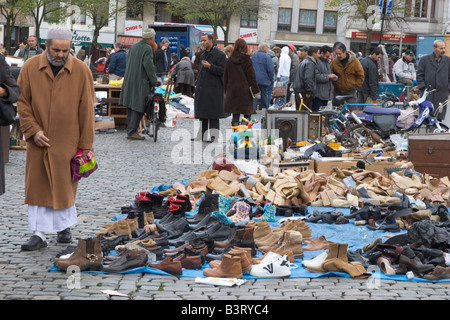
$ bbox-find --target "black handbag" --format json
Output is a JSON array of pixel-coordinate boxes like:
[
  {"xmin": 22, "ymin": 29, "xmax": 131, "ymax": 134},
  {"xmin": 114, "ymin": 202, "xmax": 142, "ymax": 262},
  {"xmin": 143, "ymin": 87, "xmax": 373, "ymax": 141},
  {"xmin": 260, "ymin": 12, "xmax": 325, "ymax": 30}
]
[{"xmin": 0, "ymin": 100, "xmax": 17, "ymax": 126}]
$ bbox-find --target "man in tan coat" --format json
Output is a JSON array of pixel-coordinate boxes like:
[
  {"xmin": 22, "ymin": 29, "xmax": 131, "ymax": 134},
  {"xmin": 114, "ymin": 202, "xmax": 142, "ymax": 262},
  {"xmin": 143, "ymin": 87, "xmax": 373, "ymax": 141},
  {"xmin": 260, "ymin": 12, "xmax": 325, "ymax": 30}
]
[{"xmin": 17, "ymin": 27, "xmax": 95, "ymax": 251}]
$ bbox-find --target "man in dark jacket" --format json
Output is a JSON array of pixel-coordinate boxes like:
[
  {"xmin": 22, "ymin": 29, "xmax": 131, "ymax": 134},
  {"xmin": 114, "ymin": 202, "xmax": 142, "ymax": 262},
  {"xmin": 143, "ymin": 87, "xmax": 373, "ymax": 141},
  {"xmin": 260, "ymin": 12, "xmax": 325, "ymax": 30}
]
[
  {"xmin": 251, "ymin": 42, "xmax": 274, "ymax": 109},
  {"xmin": 108, "ymin": 43, "xmax": 127, "ymax": 80},
  {"xmin": 417, "ymin": 40, "xmax": 450, "ymax": 121},
  {"xmin": 356, "ymin": 47, "xmax": 383, "ymax": 104},
  {"xmin": 193, "ymin": 34, "xmax": 227, "ymax": 143},
  {"xmin": 313, "ymin": 45, "xmax": 336, "ymax": 111},
  {"xmin": 293, "ymin": 46, "xmax": 320, "ymax": 110},
  {"xmin": 19, "ymin": 35, "xmax": 43, "ymax": 61},
  {"xmin": 155, "ymin": 38, "xmax": 171, "ymax": 84}
]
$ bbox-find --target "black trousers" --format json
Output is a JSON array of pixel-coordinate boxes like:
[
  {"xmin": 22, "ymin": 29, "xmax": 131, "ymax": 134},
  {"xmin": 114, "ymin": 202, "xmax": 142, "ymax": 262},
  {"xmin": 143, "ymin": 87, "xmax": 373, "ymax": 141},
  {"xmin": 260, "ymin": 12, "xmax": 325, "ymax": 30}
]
[
  {"xmin": 232, "ymin": 114, "xmax": 251, "ymax": 126},
  {"xmin": 126, "ymin": 107, "xmax": 144, "ymax": 136},
  {"xmin": 195, "ymin": 118, "xmax": 219, "ymax": 141}
]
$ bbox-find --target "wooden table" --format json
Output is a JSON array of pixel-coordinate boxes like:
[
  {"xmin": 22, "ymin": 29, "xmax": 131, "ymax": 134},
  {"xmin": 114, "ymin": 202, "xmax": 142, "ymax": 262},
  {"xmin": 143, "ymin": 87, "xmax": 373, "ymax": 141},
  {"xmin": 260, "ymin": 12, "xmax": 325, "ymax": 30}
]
[{"xmin": 94, "ymin": 85, "xmax": 125, "ymax": 120}]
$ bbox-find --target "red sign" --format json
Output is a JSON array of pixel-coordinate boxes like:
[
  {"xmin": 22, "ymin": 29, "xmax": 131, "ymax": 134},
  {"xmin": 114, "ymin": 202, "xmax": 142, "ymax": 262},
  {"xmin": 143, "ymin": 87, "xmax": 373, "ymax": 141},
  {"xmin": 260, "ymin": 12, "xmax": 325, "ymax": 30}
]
[{"xmin": 351, "ymin": 32, "xmax": 417, "ymax": 43}]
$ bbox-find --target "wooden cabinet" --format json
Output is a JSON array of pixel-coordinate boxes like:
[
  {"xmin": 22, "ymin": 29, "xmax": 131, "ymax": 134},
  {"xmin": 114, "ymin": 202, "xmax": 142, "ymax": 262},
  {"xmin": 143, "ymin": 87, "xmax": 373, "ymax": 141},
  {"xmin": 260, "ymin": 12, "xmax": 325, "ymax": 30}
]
[{"xmin": 408, "ymin": 133, "xmax": 450, "ymax": 178}]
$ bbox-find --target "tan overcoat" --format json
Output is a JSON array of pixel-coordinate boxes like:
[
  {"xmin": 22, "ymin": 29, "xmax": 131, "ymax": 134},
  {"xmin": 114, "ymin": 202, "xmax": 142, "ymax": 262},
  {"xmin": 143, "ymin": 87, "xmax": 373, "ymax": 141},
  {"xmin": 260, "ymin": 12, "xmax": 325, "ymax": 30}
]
[{"xmin": 17, "ymin": 52, "xmax": 95, "ymax": 210}]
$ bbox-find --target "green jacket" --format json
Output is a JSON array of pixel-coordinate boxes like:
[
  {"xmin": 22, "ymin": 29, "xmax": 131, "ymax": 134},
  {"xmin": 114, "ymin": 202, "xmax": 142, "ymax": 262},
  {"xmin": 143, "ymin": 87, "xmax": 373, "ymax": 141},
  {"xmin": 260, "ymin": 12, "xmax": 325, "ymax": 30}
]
[{"xmin": 119, "ymin": 39, "xmax": 157, "ymax": 113}]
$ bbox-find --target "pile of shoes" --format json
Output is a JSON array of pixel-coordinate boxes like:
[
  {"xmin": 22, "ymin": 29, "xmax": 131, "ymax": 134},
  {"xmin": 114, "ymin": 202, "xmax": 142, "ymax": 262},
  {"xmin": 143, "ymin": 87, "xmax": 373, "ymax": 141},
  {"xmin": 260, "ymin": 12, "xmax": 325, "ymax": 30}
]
[
  {"xmin": 53, "ymin": 162, "xmax": 450, "ymax": 282},
  {"xmin": 301, "ymin": 232, "xmax": 450, "ymax": 281}
]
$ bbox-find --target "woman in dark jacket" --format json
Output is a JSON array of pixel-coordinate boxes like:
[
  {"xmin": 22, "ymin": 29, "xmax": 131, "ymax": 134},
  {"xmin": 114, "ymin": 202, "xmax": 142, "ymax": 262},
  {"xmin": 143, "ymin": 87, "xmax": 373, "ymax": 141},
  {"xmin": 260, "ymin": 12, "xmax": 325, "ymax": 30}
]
[
  {"xmin": 0, "ymin": 55, "xmax": 21, "ymax": 195},
  {"xmin": 171, "ymin": 57, "xmax": 195, "ymax": 97},
  {"xmin": 223, "ymin": 38, "xmax": 260, "ymax": 126}
]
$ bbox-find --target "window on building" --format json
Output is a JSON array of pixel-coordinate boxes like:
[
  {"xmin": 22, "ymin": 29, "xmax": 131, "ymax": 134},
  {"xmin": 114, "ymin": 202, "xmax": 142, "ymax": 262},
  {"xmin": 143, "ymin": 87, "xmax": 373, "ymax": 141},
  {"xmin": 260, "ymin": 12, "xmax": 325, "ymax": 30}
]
[
  {"xmin": 241, "ymin": 11, "xmax": 258, "ymax": 28},
  {"xmin": 277, "ymin": 8, "xmax": 292, "ymax": 31},
  {"xmin": 78, "ymin": 14, "xmax": 87, "ymax": 25},
  {"xmin": 405, "ymin": 0, "xmax": 435, "ymax": 19},
  {"xmin": 126, "ymin": 0, "xmax": 144, "ymax": 20},
  {"xmin": 299, "ymin": 9, "xmax": 316, "ymax": 33},
  {"xmin": 43, "ymin": 1, "xmax": 60, "ymax": 22},
  {"xmin": 323, "ymin": 11, "xmax": 337, "ymax": 34}
]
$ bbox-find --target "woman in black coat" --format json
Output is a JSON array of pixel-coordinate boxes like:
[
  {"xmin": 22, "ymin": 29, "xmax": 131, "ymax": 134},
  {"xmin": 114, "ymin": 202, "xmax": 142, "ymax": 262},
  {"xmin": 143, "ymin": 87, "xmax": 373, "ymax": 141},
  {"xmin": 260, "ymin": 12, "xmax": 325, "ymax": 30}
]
[
  {"xmin": 0, "ymin": 55, "xmax": 21, "ymax": 195},
  {"xmin": 193, "ymin": 34, "xmax": 228, "ymax": 143},
  {"xmin": 223, "ymin": 38, "xmax": 259, "ymax": 126}
]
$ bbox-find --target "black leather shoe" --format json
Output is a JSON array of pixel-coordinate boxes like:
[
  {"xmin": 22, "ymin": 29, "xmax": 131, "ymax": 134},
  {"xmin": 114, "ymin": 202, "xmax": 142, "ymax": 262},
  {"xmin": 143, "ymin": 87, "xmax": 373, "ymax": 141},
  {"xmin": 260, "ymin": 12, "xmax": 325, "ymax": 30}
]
[
  {"xmin": 21, "ymin": 235, "xmax": 48, "ymax": 251},
  {"xmin": 204, "ymin": 136, "xmax": 215, "ymax": 143},
  {"xmin": 56, "ymin": 228, "xmax": 72, "ymax": 243}
]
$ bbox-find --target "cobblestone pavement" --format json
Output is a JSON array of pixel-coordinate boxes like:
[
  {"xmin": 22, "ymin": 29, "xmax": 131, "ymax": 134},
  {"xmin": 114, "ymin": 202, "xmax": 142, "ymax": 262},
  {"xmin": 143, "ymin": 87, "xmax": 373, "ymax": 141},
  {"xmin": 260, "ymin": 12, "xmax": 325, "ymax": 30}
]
[{"xmin": 2, "ymin": 115, "xmax": 450, "ymax": 303}]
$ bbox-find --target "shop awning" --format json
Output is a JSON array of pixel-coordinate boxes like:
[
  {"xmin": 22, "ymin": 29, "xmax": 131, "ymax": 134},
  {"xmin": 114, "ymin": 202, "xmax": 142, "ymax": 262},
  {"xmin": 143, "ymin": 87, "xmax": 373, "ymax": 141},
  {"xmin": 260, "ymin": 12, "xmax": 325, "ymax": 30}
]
[{"xmin": 118, "ymin": 35, "xmax": 141, "ymax": 47}]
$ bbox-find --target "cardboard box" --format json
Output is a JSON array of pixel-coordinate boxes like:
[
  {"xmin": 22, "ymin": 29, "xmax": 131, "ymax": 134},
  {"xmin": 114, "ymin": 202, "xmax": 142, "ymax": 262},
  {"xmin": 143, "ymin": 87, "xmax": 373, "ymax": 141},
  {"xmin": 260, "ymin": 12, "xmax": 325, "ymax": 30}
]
[
  {"xmin": 272, "ymin": 160, "xmax": 313, "ymax": 174},
  {"xmin": 314, "ymin": 159, "xmax": 359, "ymax": 174},
  {"xmin": 364, "ymin": 159, "xmax": 399, "ymax": 175},
  {"xmin": 95, "ymin": 116, "xmax": 115, "ymax": 130}
]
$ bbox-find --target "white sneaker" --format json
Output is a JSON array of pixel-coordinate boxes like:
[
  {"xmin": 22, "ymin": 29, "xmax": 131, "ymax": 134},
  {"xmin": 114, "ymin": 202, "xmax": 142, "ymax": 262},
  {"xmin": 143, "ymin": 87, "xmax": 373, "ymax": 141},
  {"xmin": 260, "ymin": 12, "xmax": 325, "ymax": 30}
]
[
  {"xmin": 302, "ymin": 252, "xmax": 328, "ymax": 268},
  {"xmin": 254, "ymin": 252, "xmax": 283, "ymax": 267},
  {"xmin": 250, "ymin": 255, "xmax": 291, "ymax": 277}
]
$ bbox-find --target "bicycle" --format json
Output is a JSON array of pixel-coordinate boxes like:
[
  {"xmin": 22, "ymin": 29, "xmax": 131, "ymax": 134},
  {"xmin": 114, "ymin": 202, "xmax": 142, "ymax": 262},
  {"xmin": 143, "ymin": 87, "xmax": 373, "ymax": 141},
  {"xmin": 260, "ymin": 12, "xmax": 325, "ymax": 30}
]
[
  {"xmin": 141, "ymin": 86, "xmax": 165, "ymax": 142},
  {"xmin": 319, "ymin": 95, "xmax": 387, "ymax": 149}
]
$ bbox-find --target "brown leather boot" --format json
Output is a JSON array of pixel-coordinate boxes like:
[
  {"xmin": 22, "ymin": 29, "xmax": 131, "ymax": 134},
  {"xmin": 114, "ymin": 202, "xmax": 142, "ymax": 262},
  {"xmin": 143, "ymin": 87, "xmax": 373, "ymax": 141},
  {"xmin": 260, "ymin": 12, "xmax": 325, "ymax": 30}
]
[
  {"xmin": 209, "ymin": 247, "xmax": 252, "ymax": 272},
  {"xmin": 203, "ymin": 254, "xmax": 243, "ymax": 278},
  {"xmin": 54, "ymin": 238, "xmax": 103, "ymax": 271}
]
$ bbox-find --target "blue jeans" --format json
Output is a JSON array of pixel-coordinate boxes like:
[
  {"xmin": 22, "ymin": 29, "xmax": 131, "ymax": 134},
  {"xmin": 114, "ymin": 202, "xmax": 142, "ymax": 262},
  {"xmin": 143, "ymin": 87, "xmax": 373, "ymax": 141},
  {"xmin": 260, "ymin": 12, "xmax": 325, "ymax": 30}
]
[
  {"xmin": 273, "ymin": 76, "xmax": 289, "ymax": 107},
  {"xmin": 253, "ymin": 85, "xmax": 270, "ymax": 110}
]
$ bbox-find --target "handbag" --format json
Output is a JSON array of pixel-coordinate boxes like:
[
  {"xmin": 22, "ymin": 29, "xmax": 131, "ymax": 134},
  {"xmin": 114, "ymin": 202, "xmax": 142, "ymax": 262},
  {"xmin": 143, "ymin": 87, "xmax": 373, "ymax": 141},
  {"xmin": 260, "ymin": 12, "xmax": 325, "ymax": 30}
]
[
  {"xmin": 70, "ymin": 149, "xmax": 98, "ymax": 181},
  {"xmin": 212, "ymin": 153, "xmax": 234, "ymax": 172},
  {"xmin": 271, "ymin": 81, "xmax": 287, "ymax": 98},
  {"xmin": 0, "ymin": 100, "xmax": 17, "ymax": 126}
]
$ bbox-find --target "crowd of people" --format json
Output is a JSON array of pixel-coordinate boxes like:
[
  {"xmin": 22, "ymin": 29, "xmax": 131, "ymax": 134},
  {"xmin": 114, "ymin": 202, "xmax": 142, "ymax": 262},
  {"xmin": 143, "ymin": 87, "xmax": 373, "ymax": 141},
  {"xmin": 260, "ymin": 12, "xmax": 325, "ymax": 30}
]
[
  {"xmin": 118, "ymin": 33, "xmax": 450, "ymax": 143},
  {"xmin": 1, "ymin": 26, "xmax": 449, "ymax": 252}
]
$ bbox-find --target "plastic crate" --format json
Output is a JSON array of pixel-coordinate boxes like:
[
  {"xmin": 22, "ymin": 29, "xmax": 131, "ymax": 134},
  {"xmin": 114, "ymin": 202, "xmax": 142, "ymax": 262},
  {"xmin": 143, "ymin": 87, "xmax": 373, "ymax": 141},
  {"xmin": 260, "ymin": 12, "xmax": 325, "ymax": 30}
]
[{"xmin": 378, "ymin": 82, "xmax": 405, "ymax": 98}]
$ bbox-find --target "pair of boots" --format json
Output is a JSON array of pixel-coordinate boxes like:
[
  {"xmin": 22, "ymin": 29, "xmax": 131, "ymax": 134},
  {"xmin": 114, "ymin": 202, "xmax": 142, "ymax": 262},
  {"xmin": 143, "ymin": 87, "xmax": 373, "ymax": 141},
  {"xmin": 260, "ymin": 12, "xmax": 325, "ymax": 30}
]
[
  {"xmin": 315, "ymin": 243, "xmax": 371, "ymax": 279},
  {"xmin": 121, "ymin": 192, "xmax": 164, "ymax": 215},
  {"xmin": 207, "ymin": 224, "xmax": 256, "ymax": 261},
  {"xmin": 153, "ymin": 194, "xmax": 192, "ymax": 220},
  {"xmin": 54, "ymin": 238, "xmax": 103, "ymax": 271},
  {"xmin": 204, "ymin": 248, "xmax": 252, "ymax": 278},
  {"xmin": 258, "ymin": 230, "xmax": 304, "ymax": 259},
  {"xmin": 186, "ymin": 194, "xmax": 219, "ymax": 225}
]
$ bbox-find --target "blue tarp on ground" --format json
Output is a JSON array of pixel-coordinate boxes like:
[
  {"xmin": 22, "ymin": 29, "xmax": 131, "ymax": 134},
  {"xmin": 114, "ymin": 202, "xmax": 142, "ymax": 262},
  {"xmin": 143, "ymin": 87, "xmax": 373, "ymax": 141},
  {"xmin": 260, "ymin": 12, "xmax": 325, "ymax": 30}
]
[{"xmin": 49, "ymin": 205, "xmax": 450, "ymax": 283}]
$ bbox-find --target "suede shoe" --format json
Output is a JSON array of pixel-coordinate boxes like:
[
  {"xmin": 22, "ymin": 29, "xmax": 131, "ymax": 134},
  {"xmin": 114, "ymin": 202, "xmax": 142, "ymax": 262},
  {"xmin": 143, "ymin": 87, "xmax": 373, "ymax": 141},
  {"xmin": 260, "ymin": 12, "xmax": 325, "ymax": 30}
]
[
  {"xmin": 127, "ymin": 132, "xmax": 145, "ymax": 140},
  {"xmin": 21, "ymin": 235, "xmax": 48, "ymax": 251}
]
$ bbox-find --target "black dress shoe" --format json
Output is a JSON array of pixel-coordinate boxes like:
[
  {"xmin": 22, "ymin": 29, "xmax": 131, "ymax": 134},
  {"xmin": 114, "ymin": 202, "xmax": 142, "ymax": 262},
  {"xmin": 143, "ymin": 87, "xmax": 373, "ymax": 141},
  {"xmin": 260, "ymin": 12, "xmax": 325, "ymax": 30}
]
[
  {"xmin": 204, "ymin": 136, "xmax": 215, "ymax": 143},
  {"xmin": 56, "ymin": 228, "xmax": 72, "ymax": 243},
  {"xmin": 21, "ymin": 235, "xmax": 48, "ymax": 251}
]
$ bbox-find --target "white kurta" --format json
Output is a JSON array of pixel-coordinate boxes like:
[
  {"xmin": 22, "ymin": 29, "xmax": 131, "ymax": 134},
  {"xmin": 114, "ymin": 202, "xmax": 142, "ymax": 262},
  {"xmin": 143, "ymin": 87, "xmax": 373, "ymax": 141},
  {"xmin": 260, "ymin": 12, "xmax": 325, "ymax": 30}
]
[{"xmin": 28, "ymin": 205, "xmax": 77, "ymax": 233}]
